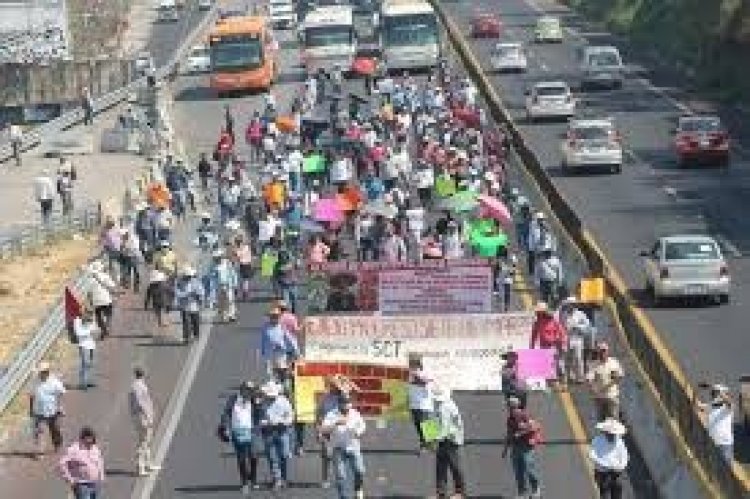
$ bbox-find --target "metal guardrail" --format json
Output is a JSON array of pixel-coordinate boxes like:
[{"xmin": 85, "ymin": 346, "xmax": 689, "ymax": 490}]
[
  {"xmin": 430, "ymin": 1, "xmax": 750, "ymax": 497},
  {"xmin": 0, "ymin": 4, "xmax": 218, "ymax": 164}
]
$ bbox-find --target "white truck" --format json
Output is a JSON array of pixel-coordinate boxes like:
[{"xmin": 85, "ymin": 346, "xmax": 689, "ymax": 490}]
[
  {"xmin": 380, "ymin": 0, "xmax": 440, "ymax": 72},
  {"xmin": 300, "ymin": 5, "xmax": 356, "ymax": 76}
]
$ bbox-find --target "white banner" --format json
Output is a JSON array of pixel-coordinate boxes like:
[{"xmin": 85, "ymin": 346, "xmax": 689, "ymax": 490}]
[
  {"xmin": 378, "ymin": 265, "xmax": 492, "ymax": 314},
  {"xmin": 302, "ymin": 313, "xmax": 534, "ymax": 391}
]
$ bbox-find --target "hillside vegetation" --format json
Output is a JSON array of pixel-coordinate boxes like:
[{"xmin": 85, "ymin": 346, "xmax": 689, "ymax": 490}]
[{"xmin": 566, "ymin": 0, "xmax": 750, "ymax": 101}]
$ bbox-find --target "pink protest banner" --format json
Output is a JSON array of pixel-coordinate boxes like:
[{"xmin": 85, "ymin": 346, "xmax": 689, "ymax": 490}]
[{"xmin": 516, "ymin": 349, "xmax": 557, "ymax": 381}]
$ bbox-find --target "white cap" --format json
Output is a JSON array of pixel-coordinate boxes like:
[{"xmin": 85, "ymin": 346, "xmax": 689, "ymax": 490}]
[
  {"xmin": 535, "ymin": 211, "xmax": 546, "ymax": 220},
  {"xmin": 596, "ymin": 418, "xmax": 627, "ymax": 436}
]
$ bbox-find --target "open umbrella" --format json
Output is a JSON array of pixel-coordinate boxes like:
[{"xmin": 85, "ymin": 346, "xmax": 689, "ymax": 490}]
[
  {"xmin": 312, "ymin": 198, "xmax": 345, "ymax": 223},
  {"xmin": 362, "ymin": 199, "xmax": 398, "ymax": 218},
  {"xmin": 352, "ymin": 56, "xmax": 378, "ymax": 76},
  {"xmin": 478, "ymin": 194, "xmax": 513, "ymax": 227}
]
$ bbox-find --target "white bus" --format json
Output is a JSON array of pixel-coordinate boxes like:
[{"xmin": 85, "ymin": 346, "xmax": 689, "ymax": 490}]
[
  {"xmin": 380, "ymin": 0, "xmax": 440, "ymax": 72},
  {"xmin": 300, "ymin": 5, "xmax": 356, "ymax": 76}
]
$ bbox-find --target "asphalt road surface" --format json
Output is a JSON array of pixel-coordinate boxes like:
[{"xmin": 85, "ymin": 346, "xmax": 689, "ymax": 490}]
[
  {"xmin": 146, "ymin": 0, "xmax": 212, "ymax": 68},
  {"xmin": 139, "ymin": 28, "xmax": 604, "ymax": 499},
  {"xmin": 440, "ymin": 0, "xmax": 750, "ymax": 436}
]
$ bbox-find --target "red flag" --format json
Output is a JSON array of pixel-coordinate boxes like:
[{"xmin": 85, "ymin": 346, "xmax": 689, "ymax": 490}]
[{"xmin": 64, "ymin": 286, "xmax": 83, "ymax": 325}]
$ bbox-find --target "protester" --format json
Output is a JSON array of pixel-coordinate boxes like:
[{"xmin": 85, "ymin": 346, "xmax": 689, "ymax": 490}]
[
  {"xmin": 589, "ymin": 418, "xmax": 629, "ymax": 499},
  {"xmin": 501, "ymin": 351, "xmax": 528, "ymax": 408},
  {"xmin": 29, "ymin": 362, "xmax": 65, "ymax": 457},
  {"xmin": 73, "ymin": 308, "xmax": 98, "ymax": 389},
  {"xmin": 173, "ymin": 265, "xmax": 205, "ymax": 343},
  {"xmin": 260, "ymin": 381, "xmax": 294, "ymax": 490},
  {"xmin": 144, "ymin": 267, "xmax": 169, "ymax": 327},
  {"xmin": 407, "ymin": 355, "xmax": 434, "ymax": 452},
  {"xmin": 587, "ymin": 341, "xmax": 624, "ymax": 421},
  {"xmin": 207, "ymin": 249, "xmax": 238, "ymax": 322},
  {"xmin": 220, "ymin": 381, "xmax": 263, "ymax": 494},
  {"xmin": 696, "ymin": 383, "xmax": 734, "ymax": 462},
  {"xmin": 431, "ymin": 385, "xmax": 466, "ymax": 499},
  {"xmin": 503, "ymin": 396, "xmax": 542, "ymax": 498},
  {"xmin": 129, "ymin": 367, "xmax": 159, "ymax": 476},
  {"xmin": 34, "ymin": 169, "xmax": 56, "ymax": 224},
  {"xmin": 260, "ymin": 307, "xmax": 300, "ymax": 378},
  {"xmin": 316, "ymin": 376, "xmax": 346, "ymax": 488},
  {"xmin": 86, "ymin": 261, "xmax": 117, "ymax": 339},
  {"xmin": 58, "ymin": 426, "xmax": 104, "ymax": 499},
  {"xmin": 557, "ymin": 297, "xmax": 593, "ymax": 383},
  {"xmin": 320, "ymin": 394, "xmax": 367, "ymax": 499},
  {"xmin": 530, "ymin": 301, "xmax": 567, "ymax": 384}
]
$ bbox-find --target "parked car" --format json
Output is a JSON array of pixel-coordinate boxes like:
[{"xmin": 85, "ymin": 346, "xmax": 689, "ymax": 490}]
[
  {"xmin": 269, "ymin": 0, "xmax": 296, "ymax": 29},
  {"xmin": 560, "ymin": 118, "xmax": 623, "ymax": 174},
  {"xmin": 490, "ymin": 42, "xmax": 527, "ymax": 72},
  {"xmin": 534, "ymin": 16, "xmax": 563, "ymax": 43},
  {"xmin": 579, "ymin": 45, "xmax": 625, "ymax": 89},
  {"xmin": 640, "ymin": 235, "xmax": 730, "ymax": 305},
  {"xmin": 525, "ymin": 81, "xmax": 576, "ymax": 121},
  {"xmin": 471, "ymin": 13, "xmax": 502, "ymax": 38},
  {"xmin": 185, "ymin": 43, "xmax": 211, "ymax": 74},
  {"xmin": 673, "ymin": 115, "xmax": 730, "ymax": 167}
]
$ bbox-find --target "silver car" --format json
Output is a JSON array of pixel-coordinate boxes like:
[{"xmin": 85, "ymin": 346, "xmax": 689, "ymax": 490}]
[{"xmin": 640, "ymin": 235, "xmax": 730, "ymax": 305}]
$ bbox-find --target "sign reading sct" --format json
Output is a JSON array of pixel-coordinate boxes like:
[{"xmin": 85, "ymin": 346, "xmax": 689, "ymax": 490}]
[{"xmin": 302, "ymin": 313, "xmax": 534, "ymax": 391}]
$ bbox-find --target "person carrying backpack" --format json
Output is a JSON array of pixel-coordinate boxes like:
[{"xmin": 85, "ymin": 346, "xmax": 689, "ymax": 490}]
[
  {"xmin": 219, "ymin": 381, "xmax": 264, "ymax": 495},
  {"xmin": 502, "ymin": 396, "xmax": 543, "ymax": 498}
]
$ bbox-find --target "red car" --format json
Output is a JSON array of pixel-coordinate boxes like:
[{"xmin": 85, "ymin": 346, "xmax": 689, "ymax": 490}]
[
  {"xmin": 673, "ymin": 115, "xmax": 730, "ymax": 167},
  {"xmin": 471, "ymin": 13, "xmax": 502, "ymax": 38}
]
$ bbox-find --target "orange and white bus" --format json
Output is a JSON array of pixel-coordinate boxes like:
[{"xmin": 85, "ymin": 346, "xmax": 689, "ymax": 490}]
[{"xmin": 208, "ymin": 16, "xmax": 277, "ymax": 95}]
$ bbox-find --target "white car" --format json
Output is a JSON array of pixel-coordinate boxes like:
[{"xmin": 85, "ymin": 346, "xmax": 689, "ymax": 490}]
[
  {"xmin": 525, "ymin": 81, "xmax": 576, "ymax": 121},
  {"xmin": 561, "ymin": 118, "xmax": 623, "ymax": 173},
  {"xmin": 579, "ymin": 45, "xmax": 625, "ymax": 89},
  {"xmin": 640, "ymin": 235, "xmax": 730, "ymax": 304},
  {"xmin": 269, "ymin": 0, "xmax": 296, "ymax": 29},
  {"xmin": 185, "ymin": 44, "xmax": 210, "ymax": 73},
  {"xmin": 197, "ymin": 0, "xmax": 212, "ymax": 10},
  {"xmin": 490, "ymin": 42, "xmax": 527, "ymax": 72}
]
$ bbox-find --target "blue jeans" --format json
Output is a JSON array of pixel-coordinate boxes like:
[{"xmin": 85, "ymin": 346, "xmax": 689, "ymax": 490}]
[
  {"xmin": 73, "ymin": 482, "xmax": 100, "ymax": 499},
  {"xmin": 511, "ymin": 445, "xmax": 540, "ymax": 495},
  {"xmin": 280, "ymin": 284, "xmax": 298, "ymax": 313},
  {"xmin": 78, "ymin": 347, "xmax": 94, "ymax": 388},
  {"xmin": 265, "ymin": 428, "xmax": 291, "ymax": 482},
  {"xmin": 333, "ymin": 447, "xmax": 365, "ymax": 499}
]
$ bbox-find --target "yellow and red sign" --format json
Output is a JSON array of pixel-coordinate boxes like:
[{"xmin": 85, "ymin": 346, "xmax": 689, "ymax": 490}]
[{"xmin": 294, "ymin": 362, "xmax": 409, "ymax": 423}]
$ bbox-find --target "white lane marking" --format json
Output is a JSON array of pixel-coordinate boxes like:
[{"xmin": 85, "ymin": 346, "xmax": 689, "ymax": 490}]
[
  {"xmin": 130, "ymin": 314, "xmax": 215, "ymax": 499},
  {"xmin": 634, "ymin": 77, "xmax": 691, "ymax": 114},
  {"xmin": 716, "ymin": 234, "xmax": 742, "ymax": 258}
]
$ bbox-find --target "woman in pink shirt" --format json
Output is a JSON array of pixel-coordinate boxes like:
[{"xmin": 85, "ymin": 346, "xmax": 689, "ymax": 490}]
[
  {"xmin": 59, "ymin": 426, "xmax": 105, "ymax": 498},
  {"xmin": 306, "ymin": 235, "xmax": 330, "ymax": 264},
  {"xmin": 276, "ymin": 300, "xmax": 300, "ymax": 335}
]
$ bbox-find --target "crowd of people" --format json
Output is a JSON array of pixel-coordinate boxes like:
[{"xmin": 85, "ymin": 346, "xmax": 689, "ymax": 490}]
[{"xmin": 26, "ymin": 60, "xmax": 644, "ymax": 499}]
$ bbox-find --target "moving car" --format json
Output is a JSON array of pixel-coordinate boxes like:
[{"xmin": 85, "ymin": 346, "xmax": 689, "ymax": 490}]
[
  {"xmin": 525, "ymin": 81, "xmax": 575, "ymax": 121},
  {"xmin": 534, "ymin": 16, "xmax": 563, "ymax": 43},
  {"xmin": 561, "ymin": 118, "xmax": 623, "ymax": 173},
  {"xmin": 673, "ymin": 115, "xmax": 730, "ymax": 167},
  {"xmin": 579, "ymin": 45, "xmax": 624, "ymax": 89},
  {"xmin": 269, "ymin": 0, "xmax": 297, "ymax": 29},
  {"xmin": 489, "ymin": 42, "xmax": 527, "ymax": 72},
  {"xmin": 471, "ymin": 13, "xmax": 502, "ymax": 38},
  {"xmin": 185, "ymin": 43, "xmax": 211, "ymax": 73},
  {"xmin": 156, "ymin": 0, "xmax": 179, "ymax": 22},
  {"xmin": 197, "ymin": 0, "xmax": 212, "ymax": 11},
  {"xmin": 640, "ymin": 235, "xmax": 730, "ymax": 304}
]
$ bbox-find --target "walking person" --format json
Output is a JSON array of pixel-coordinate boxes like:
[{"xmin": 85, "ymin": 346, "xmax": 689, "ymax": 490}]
[
  {"xmin": 86, "ymin": 261, "xmax": 117, "ymax": 339},
  {"xmin": 129, "ymin": 367, "xmax": 160, "ymax": 476},
  {"xmin": 503, "ymin": 396, "xmax": 543, "ymax": 498},
  {"xmin": 81, "ymin": 87, "xmax": 94, "ymax": 125},
  {"xmin": 58, "ymin": 162, "xmax": 75, "ymax": 217},
  {"xmin": 29, "ymin": 362, "xmax": 65, "ymax": 457},
  {"xmin": 220, "ymin": 381, "xmax": 263, "ymax": 495},
  {"xmin": 696, "ymin": 383, "xmax": 734, "ymax": 463},
  {"xmin": 73, "ymin": 308, "xmax": 98, "ymax": 389},
  {"xmin": 144, "ymin": 268, "xmax": 169, "ymax": 328},
  {"xmin": 260, "ymin": 307, "xmax": 300, "ymax": 378},
  {"xmin": 58, "ymin": 426, "xmax": 105, "ymax": 499},
  {"xmin": 431, "ymin": 386, "xmax": 467, "ymax": 499},
  {"xmin": 119, "ymin": 229, "xmax": 142, "ymax": 292},
  {"xmin": 207, "ymin": 249, "xmax": 238, "ymax": 322},
  {"xmin": 173, "ymin": 265, "xmax": 205, "ymax": 344},
  {"xmin": 589, "ymin": 418, "xmax": 629, "ymax": 499},
  {"xmin": 586, "ymin": 341, "xmax": 624, "ymax": 422},
  {"xmin": 535, "ymin": 247, "xmax": 564, "ymax": 306},
  {"xmin": 34, "ymin": 169, "xmax": 56, "ymax": 225},
  {"xmin": 557, "ymin": 296, "xmax": 593, "ymax": 383},
  {"xmin": 9, "ymin": 122, "xmax": 23, "ymax": 165},
  {"xmin": 407, "ymin": 355, "xmax": 434, "ymax": 452},
  {"xmin": 260, "ymin": 381, "xmax": 294, "ymax": 490},
  {"xmin": 316, "ymin": 376, "xmax": 346, "ymax": 488},
  {"xmin": 530, "ymin": 301, "xmax": 568, "ymax": 384},
  {"xmin": 320, "ymin": 395, "xmax": 367, "ymax": 499}
]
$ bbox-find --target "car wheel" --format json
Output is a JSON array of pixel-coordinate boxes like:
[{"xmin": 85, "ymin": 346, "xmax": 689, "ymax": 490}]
[
  {"xmin": 612, "ymin": 164, "xmax": 621, "ymax": 174},
  {"xmin": 719, "ymin": 293, "xmax": 730, "ymax": 304}
]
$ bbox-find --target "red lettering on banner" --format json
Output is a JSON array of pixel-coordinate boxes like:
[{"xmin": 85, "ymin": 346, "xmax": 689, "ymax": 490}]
[
  {"xmin": 351, "ymin": 377, "xmax": 383, "ymax": 391},
  {"xmin": 355, "ymin": 391, "xmax": 392, "ymax": 405}
]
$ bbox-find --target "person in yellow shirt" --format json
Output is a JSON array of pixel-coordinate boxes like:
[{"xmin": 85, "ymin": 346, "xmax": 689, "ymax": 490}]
[
  {"xmin": 263, "ymin": 173, "xmax": 287, "ymax": 212},
  {"xmin": 152, "ymin": 240, "xmax": 178, "ymax": 277}
]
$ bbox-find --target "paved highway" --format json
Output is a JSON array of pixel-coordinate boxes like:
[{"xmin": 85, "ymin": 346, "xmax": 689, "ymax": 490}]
[
  {"xmin": 136, "ymin": 28, "xmax": 605, "ymax": 499},
  {"xmin": 146, "ymin": 1, "xmax": 212, "ymax": 68},
  {"xmin": 440, "ymin": 0, "xmax": 750, "ymax": 409}
]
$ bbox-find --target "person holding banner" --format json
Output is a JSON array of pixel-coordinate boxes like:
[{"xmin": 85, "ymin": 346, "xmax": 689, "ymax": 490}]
[
  {"xmin": 430, "ymin": 386, "xmax": 466, "ymax": 499},
  {"xmin": 320, "ymin": 395, "xmax": 367, "ymax": 499},
  {"xmin": 530, "ymin": 302, "xmax": 567, "ymax": 385}
]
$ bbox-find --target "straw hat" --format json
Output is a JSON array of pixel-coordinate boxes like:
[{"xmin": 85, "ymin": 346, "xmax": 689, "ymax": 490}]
[
  {"xmin": 37, "ymin": 361, "xmax": 51, "ymax": 372},
  {"xmin": 535, "ymin": 211, "xmax": 546, "ymax": 220},
  {"xmin": 534, "ymin": 301, "xmax": 549, "ymax": 314},
  {"xmin": 268, "ymin": 307, "xmax": 282, "ymax": 316},
  {"xmin": 562, "ymin": 296, "xmax": 579, "ymax": 305},
  {"xmin": 596, "ymin": 418, "xmax": 627, "ymax": 436},
  {"xmin": 88, "ymin": 260, "xmax": 104, "ymax": 274}
]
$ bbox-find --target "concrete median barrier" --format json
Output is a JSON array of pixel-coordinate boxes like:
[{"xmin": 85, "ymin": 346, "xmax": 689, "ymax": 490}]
[{"xmin": 430, "ymin": 0, "xmax": 750, "ymax": 497}]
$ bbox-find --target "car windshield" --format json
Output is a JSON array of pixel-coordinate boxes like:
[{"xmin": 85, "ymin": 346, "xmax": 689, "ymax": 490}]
[
  {"xmin": 495, "ymin": 45, "xmax": 521, "ymax": 57},
  {"xmin": 536, "ymin": 86, "xmax": 566, "ymax": 96},
  {"xmin": 588, "ymin": 51, "xmax": 620, "ymax": 67},
  {"xmin": 680, "ymin": 119, "xmax": 720, "ymax": 133},
  {"xmin": 664, "ymin": 241, "xmax": 719, "ymax": 261},
  {"xmin": 383, "ymin": 13, "xmax": 439, "ymax": 46},
  {"xmin": 573, "ymin": 126, "xmax": 610, "ymax": 140},
  {"xmin": 210, "ymin": 36, "xmax": 263, "ymax": 71},
  {"xmin": 191, "ymin": 46, "xmax": 209, "ymax": 58},
  {"xmin": 304, "ymin": 25, "xmax": 354, "ymax": 48}
]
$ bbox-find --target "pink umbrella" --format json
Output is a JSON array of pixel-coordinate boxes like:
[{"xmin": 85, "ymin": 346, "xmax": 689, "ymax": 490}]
[
  {"xmin": 478, "ymin": 194, "xmax": 512, "ymax": 227},
  {"xmin": 312, "ymin": 198, "xmax": 345, "ymax": 223}
]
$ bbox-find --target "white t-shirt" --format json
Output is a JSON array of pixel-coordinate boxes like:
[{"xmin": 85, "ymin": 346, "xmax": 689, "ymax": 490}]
[
  {"xmin": 707, "ymin": 404, "xmax": 734, "ymax": 446},
  {"xmin": 587, "ymin": 357, "xmax": 624, "ymax": 400},
  {"xmin": 408, "ymin": 369, "xmax": 433, "ymax": 411},
  {"xmin": 414, "ymin": 168, "xmax": 434, "ymax": 189},
  {"xmin": 405, "ymin": 208, "xmax": 426, "ymax": 234},
  {"xmin": 322, "ymin": 408, "xmax": 366, "ymax": 452},
  {"xmin": 34, "ymin": 176, "xmax": 55, "ymax": 201},
  {"xmin": 32, "ymin": 375, "xmax": 66, "ymax": 417},
  {"xmin": 90, "ymin": 271, "xmax": 115, "ymax": 307},
  {"xmin": 330, "ymin": 157, "xmax": 353, "ymax": 184},
  {"xmin": 287, "ymin": 150, "xmax": 303, "ymax": 174},
  {"xmin": 74, "ymin": 317, "xmax": 98, "ymax": 350},
  {"xmin": 258, "ymin": 217, "xmax": 282, "ymax": 243}
]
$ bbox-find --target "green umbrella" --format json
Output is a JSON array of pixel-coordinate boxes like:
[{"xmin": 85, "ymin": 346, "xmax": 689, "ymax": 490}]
[
  {"xmin": 303, "ymin": 153, "xmax": 326, "ymax": 174},
  {"xmin": 471, "ymin": 231, "xmax": 509, "ymax": 258}
]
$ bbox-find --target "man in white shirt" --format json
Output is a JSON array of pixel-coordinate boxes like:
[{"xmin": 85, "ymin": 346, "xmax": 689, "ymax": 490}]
[
  {"xmin": 329, "ymin": 153, "xmax": 353, "ymax": 186},
  {"xmin": 589, "ymin": 418, "xmax": 629, "ymax": 498},
  {"xmin": 408, "ymin": 356, "xmax": 433, "ymax": 451},
  {"xmin": 534, "ymin": 248, "xmax": 563, "ymax": 304},
  {"xmin": 321, "ymin": 396, "xmax": 367, "ymax": 499},
  {"xmin": 587, "ymin": 342, "xmax": 624, "ymax": 421},
  {"xmin": 87, "ymin": 260, "xmax": 117, "ymax": 338},
  {"xmin": 74, "ymin": 309, "xmax": 99, "ymax": 389},
  {"xmin": 287, "ymin": 147, "xmax": 303, "ymax": 194},
  {"xmin": 34, "ymin": 169, "xmax": 56, "ymax": 224},
  {"xmin": 9, "ymin": 123, "xmax": 22, "ymax": 165},
  {"xmin": 129, "ymin": 367, "xmax": 159, "ymax": 476},
  {"xmin": 557, "ymin": 297, "xmax": 593, "ymax": 383},
  {"xmin": 30, "ymin": 362, "xmax": 66, "ymax": 456},
  {"xmin": 697, "ymin": 384, "xmax": 734, "ymax": 462}
]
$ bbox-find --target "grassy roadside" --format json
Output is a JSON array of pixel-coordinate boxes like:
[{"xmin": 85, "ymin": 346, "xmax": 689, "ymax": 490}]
[{"xmin": 564, "ymin": 0, "xmax": 750, "ymax": 103}]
